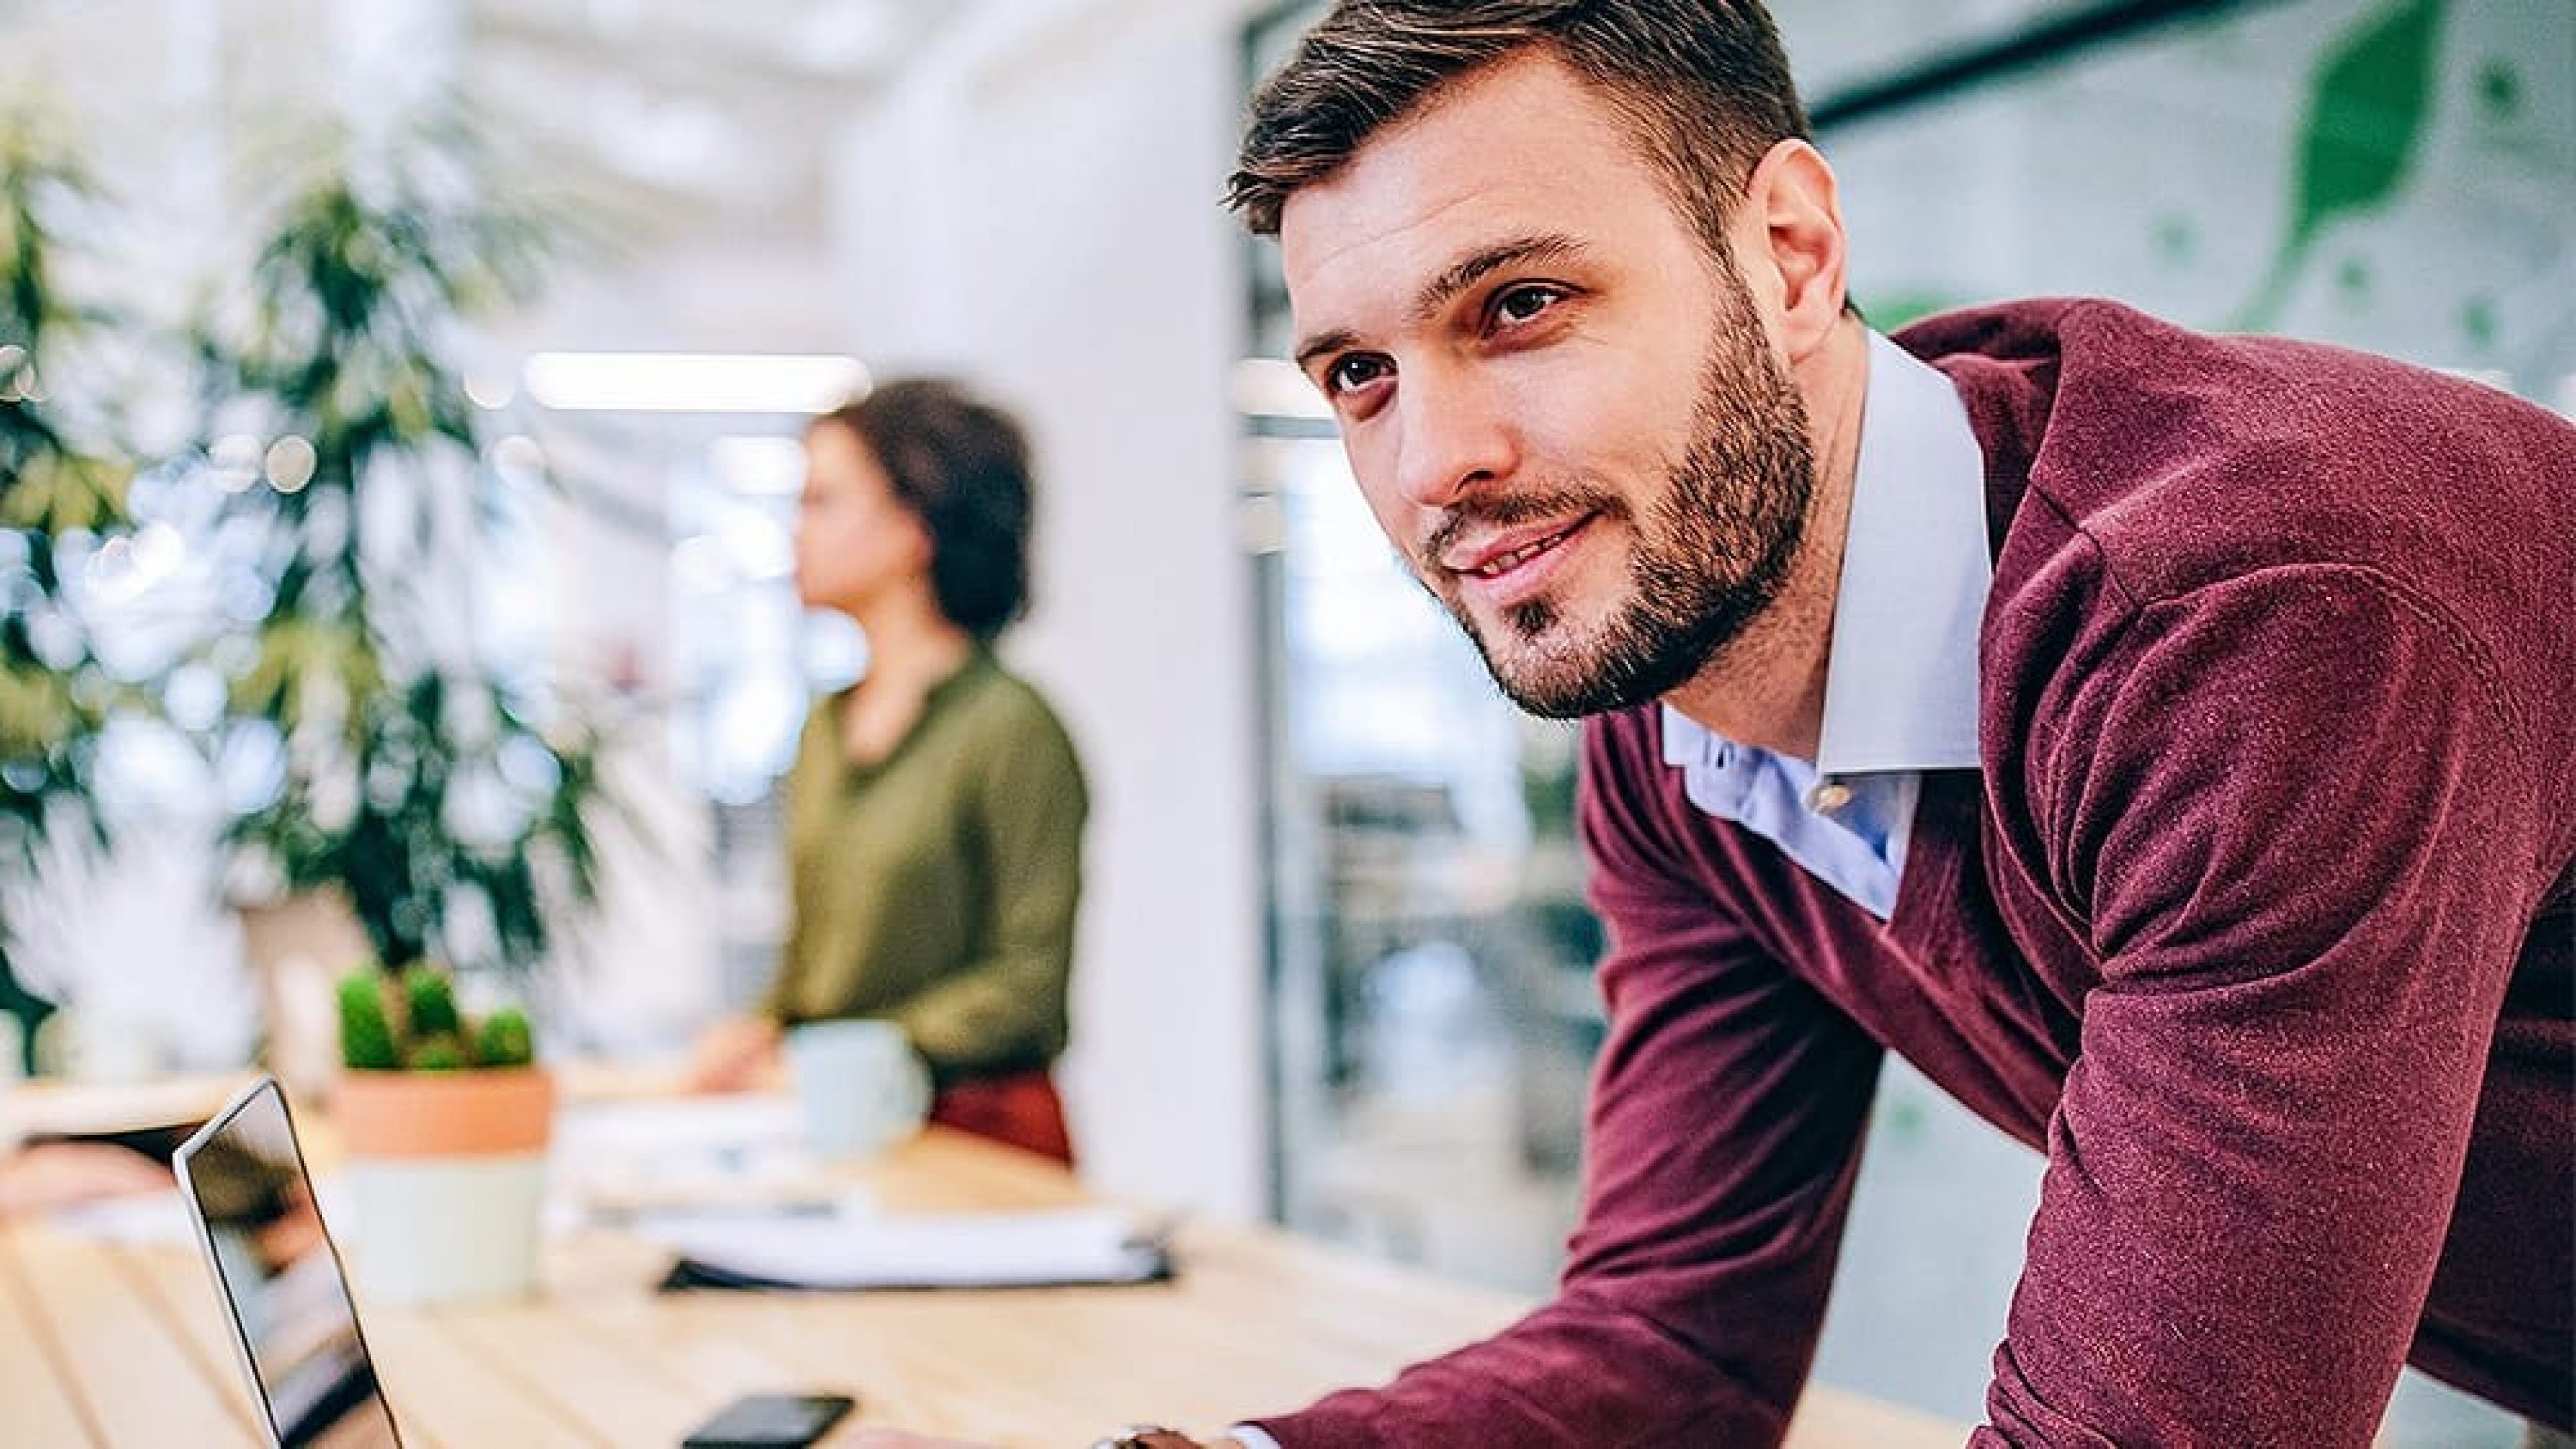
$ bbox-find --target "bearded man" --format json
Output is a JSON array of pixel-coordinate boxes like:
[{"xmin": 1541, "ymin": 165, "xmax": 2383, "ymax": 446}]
[{"xmin": 862, "ymin": 3, "xmax": 2575, "ymax": 1446}]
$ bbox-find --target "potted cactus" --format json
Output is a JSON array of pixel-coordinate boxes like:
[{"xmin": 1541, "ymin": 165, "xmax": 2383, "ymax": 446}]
[{"xmin": 327, "ymin": 961, "xmax": 555, "ymax": 1307}]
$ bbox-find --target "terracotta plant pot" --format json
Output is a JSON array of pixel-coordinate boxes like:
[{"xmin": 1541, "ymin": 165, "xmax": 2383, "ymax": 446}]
[{"xmin": 331, "ymin": 1067, "xmax": 557, "ymax": 1307}]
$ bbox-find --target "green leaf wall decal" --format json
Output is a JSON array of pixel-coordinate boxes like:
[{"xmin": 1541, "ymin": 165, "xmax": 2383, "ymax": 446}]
[{"xmin": 2234, "ymin": 0, "xmax": 2444, "ymax": 330}]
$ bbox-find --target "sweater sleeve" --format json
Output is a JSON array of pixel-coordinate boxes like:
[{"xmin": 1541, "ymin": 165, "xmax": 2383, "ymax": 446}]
[
  {"xmin": 1979, "ymin": 567, "xmax": 2543, "ymax": 1447},
  {"xmin": 1252, "ymin": 716, "xmax": 1883, "ymax": 1448},
  {"xmin": 881, "ymin": 696, "xmax": 1088, "ymax": 1076}
]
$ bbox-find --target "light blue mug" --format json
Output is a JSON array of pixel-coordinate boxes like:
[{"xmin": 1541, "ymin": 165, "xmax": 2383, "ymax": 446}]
[{"xmin": 784, "ymin": 1020, "xmax": 931, "ymax": 1160}]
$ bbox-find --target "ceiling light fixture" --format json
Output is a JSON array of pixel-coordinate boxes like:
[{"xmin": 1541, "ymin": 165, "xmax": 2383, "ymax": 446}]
[{"xmin": 522, "ymin": 352, "xmax": 871, "ymax": 414}]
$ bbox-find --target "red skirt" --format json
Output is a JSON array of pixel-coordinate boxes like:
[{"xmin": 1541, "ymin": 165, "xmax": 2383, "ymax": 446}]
[{"xmin": 928, "ymin": 1070, "xmax": 1073, "ymax": 1167}]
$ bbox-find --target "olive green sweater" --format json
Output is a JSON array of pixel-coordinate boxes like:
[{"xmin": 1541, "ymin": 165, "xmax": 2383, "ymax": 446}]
[{"xmin": 760, "ymin": 650, "xmax": 1087, "ymax": 1083}]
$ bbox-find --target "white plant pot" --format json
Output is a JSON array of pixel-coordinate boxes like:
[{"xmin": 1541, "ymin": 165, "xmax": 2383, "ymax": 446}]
[
  {"xmin": 331, "ymin": 1067, "xmax": 556, "ymax": 1308},
  {"xmin": 343, "ymin": 1152, "xmax": 548, "ymax": 1307}
]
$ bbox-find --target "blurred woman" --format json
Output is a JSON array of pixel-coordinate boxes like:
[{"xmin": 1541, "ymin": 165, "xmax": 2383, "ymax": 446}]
[{"xmin": 689, "ymin": 380, "xmax": 1087, "ymax": 1165}]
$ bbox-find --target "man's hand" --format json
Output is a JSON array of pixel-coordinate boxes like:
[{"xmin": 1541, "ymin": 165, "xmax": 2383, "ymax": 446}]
[{"xmin": 685, "ymin": 1014, "xmax": 782, "ymax": 1093}]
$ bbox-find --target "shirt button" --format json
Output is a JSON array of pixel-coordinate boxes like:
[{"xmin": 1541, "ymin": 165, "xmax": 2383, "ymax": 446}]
[{"xmin": 1807, "ymin": 782, "xmax": 1853, "ymax": 814}]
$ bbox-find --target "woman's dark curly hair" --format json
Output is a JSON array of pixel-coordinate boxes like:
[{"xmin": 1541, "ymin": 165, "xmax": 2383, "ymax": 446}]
[{"xmin": 813, "ymin": 378, "xmax": 1036, "ymax": 639}]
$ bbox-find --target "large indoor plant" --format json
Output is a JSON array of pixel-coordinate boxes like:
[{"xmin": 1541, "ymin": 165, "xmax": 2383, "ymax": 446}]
[
  {"xmin": 196, "ymin": 122, "xmax": 608, "ymax": 1087},
  {"xmin": 186, "ymin": 123, "xmax": 606, "ymax": 1300},
  {"xmin": 0, "ymin": 111, "xmax": 137, "ymax": 1073}
]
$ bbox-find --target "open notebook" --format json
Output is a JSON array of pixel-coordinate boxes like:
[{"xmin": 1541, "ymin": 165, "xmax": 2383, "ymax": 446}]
[
  {"xmin": 549, "ymin": 1095, "xmax": 1177, "ymax": 1292},
  {"xmin": 649, "ymin": 1204, "xmax": 1174, "ymax": 1291}
]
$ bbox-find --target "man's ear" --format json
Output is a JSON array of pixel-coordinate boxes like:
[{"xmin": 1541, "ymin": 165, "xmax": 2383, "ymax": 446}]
[{"xmin": 1732, "ymin": 139, "xmax": 1848, "ymax": 364}]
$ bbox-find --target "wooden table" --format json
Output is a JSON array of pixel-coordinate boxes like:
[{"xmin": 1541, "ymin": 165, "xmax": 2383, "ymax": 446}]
[{"xmin": 1, "ymin": 1078, "xmax": 1963, "ymax": 1448}]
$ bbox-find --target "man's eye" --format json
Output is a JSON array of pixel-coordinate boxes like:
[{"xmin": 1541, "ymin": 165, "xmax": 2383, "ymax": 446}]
[
  {"xmin": 1491, "ymin": 284, "xmax": 1564, "ymax": 327},
  {"xmin": 1325, "ymin": 355, "xmax": 1391, "ymax": 396}
]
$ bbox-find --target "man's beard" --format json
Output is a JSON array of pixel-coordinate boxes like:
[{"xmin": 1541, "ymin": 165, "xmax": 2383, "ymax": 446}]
[{"xmin": 1428, "ymin": 273, "xmax": 1817, "ymax": 719}]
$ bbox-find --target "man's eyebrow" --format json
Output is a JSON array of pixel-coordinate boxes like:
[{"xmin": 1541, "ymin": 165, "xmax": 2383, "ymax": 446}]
[
  {"xmin": 1293, "ymin": 327, "xmax": 1362, "ymax": 377},
  {"xmin": 1412, "ymin": 233, "xmax": 1588, "ymax": 327},
  {"xmin": 1291, "ymin": 233, "xmax": 1591, "ymax": 377}
]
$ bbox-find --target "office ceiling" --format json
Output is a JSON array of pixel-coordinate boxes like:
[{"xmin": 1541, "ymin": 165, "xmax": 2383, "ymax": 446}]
[
  {"xmin": 0, "ymin": 0, "xmax": 961, "ymax": 243},
  {"xmin": 460, "ymin": 0, "xmax": 961, "ymax": 231}
]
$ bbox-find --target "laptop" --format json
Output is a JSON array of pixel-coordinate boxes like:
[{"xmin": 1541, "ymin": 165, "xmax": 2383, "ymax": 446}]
[{"xmin": 174, "ymin": 1076, "xmax": 404, "ymax": 1449}]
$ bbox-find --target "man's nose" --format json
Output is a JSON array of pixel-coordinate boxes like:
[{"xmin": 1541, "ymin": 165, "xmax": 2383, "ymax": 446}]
[{"xmin": 1389, "ymin": 363, "xmax": 1517, "ymax": 510}]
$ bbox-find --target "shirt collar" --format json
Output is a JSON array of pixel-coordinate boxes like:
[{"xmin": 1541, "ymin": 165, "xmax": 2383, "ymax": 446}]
[
  {"xmin": 1661, "ymin": 331, "xmax": 1989, "ymax": 777},
  {"xmin": 1812, "ymin": 329, "xmax": 1991, "ymax": 776}
]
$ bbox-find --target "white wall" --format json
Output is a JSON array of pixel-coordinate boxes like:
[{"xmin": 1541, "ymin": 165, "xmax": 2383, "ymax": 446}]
[{"xmin": 829, "ymin": 0, "xmax": 1270, "ymax": 1219}]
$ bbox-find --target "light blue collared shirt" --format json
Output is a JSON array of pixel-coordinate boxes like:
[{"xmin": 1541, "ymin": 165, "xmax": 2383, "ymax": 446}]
[{"xmin": 1660, "ymin": 331, "xmax": 1990, "ymax": 918}]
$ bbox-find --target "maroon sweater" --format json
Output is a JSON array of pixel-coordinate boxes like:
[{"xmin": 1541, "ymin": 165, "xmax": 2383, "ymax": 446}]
[{"xmin": 1254, "ymin": 301, "xmax": 2575, "ymax": 1448}]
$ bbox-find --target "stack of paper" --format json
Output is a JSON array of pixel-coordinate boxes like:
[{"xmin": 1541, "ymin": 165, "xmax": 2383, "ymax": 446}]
[
  {"xmin": 551, "ymin": 1096, "xmax": 836, "ymax": 1225},
  {"xmin": 646, "ymin": 1205, "xmax": 1173, "ymax": 1291}
]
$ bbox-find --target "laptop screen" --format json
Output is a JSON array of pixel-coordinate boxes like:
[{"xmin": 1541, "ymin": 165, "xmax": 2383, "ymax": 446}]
[{"xmin": 175, "ymin": 1078, "xmax": 401, "ymax": 1449}]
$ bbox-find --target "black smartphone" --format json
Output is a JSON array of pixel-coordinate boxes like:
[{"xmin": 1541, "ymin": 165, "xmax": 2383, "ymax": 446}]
[{"xmin": 680, "ymin": 1392, "xmax": 858, "ymax": 1448}]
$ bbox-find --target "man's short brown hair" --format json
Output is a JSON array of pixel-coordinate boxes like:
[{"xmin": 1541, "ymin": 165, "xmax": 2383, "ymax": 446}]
[{"xmin": 1228, "ymin": 0, "xmax": 1811, "ymax": 250}]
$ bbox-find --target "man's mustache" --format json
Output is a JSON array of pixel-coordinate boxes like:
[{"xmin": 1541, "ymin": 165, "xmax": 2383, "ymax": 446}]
[{"xmin": 1416, "ymin": 487, "xmax": 1623, "ymax": 569}]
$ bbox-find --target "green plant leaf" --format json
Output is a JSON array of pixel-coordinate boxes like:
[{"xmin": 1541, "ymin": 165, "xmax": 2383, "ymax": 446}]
[
  {"xmin": 475, "ymin": 1006, "xmax": 535, "ymax": 1069},
  {"xmin": 406, "ymin": 1033, "xmax": 468, "ymax": 1071},
  {"xmin": 336, "ymin": 969, "xmax": 400, "ymax": 1070},
  {"xmin": 402, "ymin": 961, "xmax": 462, "ymax": 1039}
]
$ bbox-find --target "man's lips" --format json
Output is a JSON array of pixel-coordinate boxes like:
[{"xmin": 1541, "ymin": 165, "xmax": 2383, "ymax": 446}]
[{"xmin": 1444, "ymin": 515, "xmax": 1595, "ymax": 580}]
